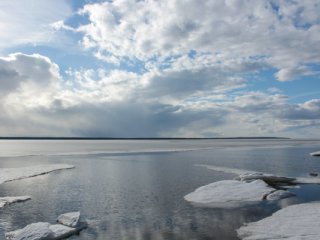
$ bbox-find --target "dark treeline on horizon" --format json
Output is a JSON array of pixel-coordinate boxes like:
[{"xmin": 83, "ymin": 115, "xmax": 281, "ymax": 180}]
[{"xmin": 0, "ymin": 137, "xmax": 291, "ymax": 140}]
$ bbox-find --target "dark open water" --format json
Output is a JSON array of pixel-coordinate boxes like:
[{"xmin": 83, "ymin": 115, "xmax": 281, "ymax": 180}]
[{"xmin": 0, "ymin": 139, "xmax": 320, "ymax": 239}]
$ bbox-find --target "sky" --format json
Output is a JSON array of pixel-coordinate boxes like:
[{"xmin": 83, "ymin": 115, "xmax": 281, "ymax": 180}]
[{"xmin": 0, "ymin": 0, "xmax": 319, "ymax": 138}]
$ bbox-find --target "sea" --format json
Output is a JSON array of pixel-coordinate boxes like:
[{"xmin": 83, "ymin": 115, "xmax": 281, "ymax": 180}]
[{"xmin": 0, "ymin": 139, "xmax": 320, "ymax": 239}]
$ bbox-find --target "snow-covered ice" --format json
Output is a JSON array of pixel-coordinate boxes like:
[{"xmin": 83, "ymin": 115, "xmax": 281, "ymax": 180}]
[
  {"xmin": 184, "ymin": 180, "xmax": 275, "ymax": 208},
  {"xmin": 265, "ymin": 190, "xmax": 295, "ymax": 201},
  {"xmin": 5, "ymin": 222, "xmax": 52, "ymax": 240},
  {"xmin": 195, "ymin": 164, "xmax": 253, "ymax": 176},
  {"xmin": 49, "ymin": 224, "xmax": 77, "ymax": 239},
  {"xmin": 294, "ymin": 177, "xmax": 320, "ymax": 184},
  {"xmin": 0, "ymin": 196, "xmax": 31, "ymax": 208},
  {"xmin": 237, "ymin": 202, "xmax": 320, "ymax": 240},
  {"xmin": 0, "ymin": 164, "xmax": 75, "ymax": 185},
  {"xmin": 238, "ymin": 173, "xmax": 296, "ymax": 186},
  {"xmin": 310, "ymin": 151, "xmax": 320, "ymax": 156},
  {"xmin": 57, "ymin": 212, "xmax": 80, "ymax": 227},
  {"xmin": 5, "ymin": 212, "xmax": 86, "ymax": 240}
]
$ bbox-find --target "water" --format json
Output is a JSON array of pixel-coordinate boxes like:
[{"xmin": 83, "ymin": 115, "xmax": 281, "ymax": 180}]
[{"xmin": 0, "ymin": 139, "xmax": 320, "ymax": 239}]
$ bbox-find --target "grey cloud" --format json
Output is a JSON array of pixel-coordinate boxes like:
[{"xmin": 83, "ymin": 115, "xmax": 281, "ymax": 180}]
[
  {"xmin": 139, "ymin": 63, "xmax": 248, "ymax": 101},
  {"xmin": 275, "ymin": 99, "xmax": 320, "ymax": 120},
  {"xmin": 143, "ymin": 69, "xmax": 228, "ymax": 99},
  {"xmin": 0, "ymin": 53, "xmax": 59, "ymax": 94},
  {"xmin": 0, "ymin": 68, "xmax": 20, "ymax": 93},
  {"xmin": 0, "ymin": 52, "xmax": 319, "ymax": 138},
  {"xmin": 63, "ymin": 103, "xmax": 228, "ymax": 138},
  {"xmin": 0, "ymin": 101, "xmax": 228, "ymax": 138},
  {"xmin": 230, "ymin": 93, "xmax": 288, "ymax": 113},
  {"xmin": 275, "ymin": 66, "xmax": 316, "ymax": 82}
]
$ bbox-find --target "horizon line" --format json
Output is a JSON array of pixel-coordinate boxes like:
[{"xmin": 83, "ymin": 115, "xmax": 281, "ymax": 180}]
[{"xmin": 0, "ymin": 137, "xmax": 291, "ymax": 140}]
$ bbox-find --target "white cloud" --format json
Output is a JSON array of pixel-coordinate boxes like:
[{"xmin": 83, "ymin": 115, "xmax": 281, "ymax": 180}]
[
  {"xmin": 1, "ymin": 50, "xmax": 320, "ymax": 137},
  {"xmin": 0, "ymin": 0, "xmax": 72, "ymax": 50},
  {"xmin": 0, "ymin": 52, "xmax": 319, "ymax": 137},
  {"xmin": 275, "ymin": 65, "xmax": 316, "ymax": 82},
  {"xmin": 71, "ymin": 0, "xmax": 320, "ymax": 81},
  {"xmin": 1, "ymin": 0, "xmax": 320, "ymax": 139}
]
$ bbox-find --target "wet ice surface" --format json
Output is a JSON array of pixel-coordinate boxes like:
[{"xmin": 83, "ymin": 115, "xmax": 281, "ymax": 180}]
[
  {"xmin": 0, "ymin": 164, "xmax": 74, "ymax": 211},
  {"xmin": 197, "ymin": 164, "xmax": 320, "ymax": 184},
  {"xmin": 0, "ymin": 139, "xmax": 319, "ymax": 158},
  {"xmin": 184, "ymin": 180, "xmax": 275, "ymax": 208},
  {"xmin": 237, "ymin": 202, "xmax": 320, "ymax": 240},
  {"xmin": 0, "ymin": 164, "xmax": 74, "ymax": 184},
  {"xmin": 0, "ymin": 196, "xmax": 31, "ymax": 209},
  {"xmin": 310, "ymin": 151, "xmax": 320, "ymax": 156},
  {"xmin": 0, "ymin": 139, "xmax": 320, "ymax": 239}
]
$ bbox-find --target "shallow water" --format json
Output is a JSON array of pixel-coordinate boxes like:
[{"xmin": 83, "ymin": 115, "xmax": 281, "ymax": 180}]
[{"xmin": 0, "ymin": 139, "xmax": 320, "ymax": 239}]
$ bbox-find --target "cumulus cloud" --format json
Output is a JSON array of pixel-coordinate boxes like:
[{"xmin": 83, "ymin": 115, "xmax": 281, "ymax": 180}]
[
  {"xmin": 0, "ymin": 0, "xmax": 319, "ymax": 137},
  {"xmin": 0, "ymin": 53, "xmax": 59, "ymax": 89},
  {"xmin": 0, "ymin": 53, "xmax": 319, "ymax": 138},
  {"xmin": 0, "ymin": 52, "xmax": 233, "ymax": 137},
  {"xmin": 71, "ymin": 0, "xmax": 320, "ymax": 81},
  {"xmin": 276, "ymin": 99, "xmax": 320, "ymax": 120},
  {"xmin": 275, "ymin": 65, "xmax": 316, "ymax": 82}
]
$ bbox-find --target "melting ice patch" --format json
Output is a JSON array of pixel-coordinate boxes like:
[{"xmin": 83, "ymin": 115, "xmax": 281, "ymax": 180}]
[
  {"xmin": 265, "ymin": 190, "xmax": 295, "ymax": 201},
  {"xmin": 184, "ymin": 180, "xmax": 275, "ymax": 208},
  {"xmin": 5, "ymin": 212, "xmax": 86, "ymax": 240},
  {"xmin": 57, "ymin": 212, "xmax": 81, "ymax": 228},
  {"xmin": 0, "ymin": 164, "xmax": 74, "ymax": 210},
  {"xmin": 0, "ymin": 164, "xmax": 74, "ymax": 185},
  {"xmin": 196, "ymin": 164, "xmax": 320, "ymax": 184},
  {"xmin": 195, "ymin": 164, "xmax": 254, "ymax": 176},
  {"xmin": 184, "ymin": 164, "xmax": 320, "ymax": 208},
  {"xmin": 0, "ymin": 196, "xmax": 31, "ymax": 209},
  {"xmin": 237, "ymin": 202, "xmax": 320, "ymax": 240},
  {"xmin": 310, "ymin": 151, "xmax": 320, "ymax": 156}
]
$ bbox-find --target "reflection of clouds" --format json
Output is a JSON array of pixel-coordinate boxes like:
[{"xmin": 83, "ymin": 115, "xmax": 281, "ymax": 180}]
[
  {"xmin": 1, "ymin": 146, "xmax": 320, "ymax": 239},
  {"xmin": 84, "ymin": 205, "xmax": 276, "ymax": 240},
  {"xmin": 74, "ymin": 154, "xmax": 279, "ymax": 239}
]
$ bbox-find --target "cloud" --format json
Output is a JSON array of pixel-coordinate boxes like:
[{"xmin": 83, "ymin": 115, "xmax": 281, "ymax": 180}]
[
  {"xmin": 0, "ymin": 52, "xmax": 319, "ymax": 137},
  {"xmin": 275, "ymin": 99, "xmax": 320, "ymax": 120},
  {"xmin": 0, "ymin": 0, "xmax": 72, "ymax": 50},
  {"xmin": 275, "ymin": 65, "xmax": 316, "ymax": 82},
  {"xmin": 0, "ymin": 53, "xmax": 60, "ymax": 93},
  {"xmin": 142, "ymin": 67, "xmax": 246, "ymax": 101},
  {"xmin": 71, "ymin": 0, "xmax": 320, "ymax": 81},
  {"xmin": 1, "ymin": 1, "xmax": 320, "ymax": 138}
]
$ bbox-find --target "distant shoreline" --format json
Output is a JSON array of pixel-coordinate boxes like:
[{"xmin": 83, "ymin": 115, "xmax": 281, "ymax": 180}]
[{"xmin": 0, "ymin": 137, "xmax": 291, "ymax": 140}]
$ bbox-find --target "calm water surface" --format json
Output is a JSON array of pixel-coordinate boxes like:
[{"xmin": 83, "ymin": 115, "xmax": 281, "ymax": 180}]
[{"xmin": 0, "ymin": 139, "xmax": 320, "ymax": 239}]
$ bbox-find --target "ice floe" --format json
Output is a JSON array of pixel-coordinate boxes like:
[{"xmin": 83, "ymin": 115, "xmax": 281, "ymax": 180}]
[
  {"xmin": 237, "ymin": 173, "xmax": 297, "ymax": 186},
  {"xmin": 49, "ymin": 224, "xmax": 78, "ymax": 239},
  {"xmin": 237, "ymin": 202, "xmax": 320, "ymax": 240},
  {"xmin": 5, "ymin": 212, "xmax": 86, "ymax": 240},
  {"xmin": 265, "ymin": 190, "xmax": 295, "ymax": 201},
  {"xmin": 5, "ymin": 222, "xmax": 52, "ymax": 240},
  {"xmin": 310, "ymin": 151, "xmax": 320, "ymax": 156},
  {"xmin": 195, "ymin": 164, "xmax": 252, "ymax": 176},
  {"xmin": 184, "ymin": 165, "xmax": 309, "ymax": 207},
  {"xmin": 184, "ymin": 180, "xmax": 275, "ymax": 208},
  {"xmin": 57, "ymin": 212, "xmax": 80, "ymax": 228},
  {"xmin": 0, "ymin": 164, "xmax": 74, "ymax": 185},
  {"xmin": 0, "ymin": 196, "xmax": 31, "ymax": 209},
  {"xmin": 197, "ymin": 164, "xmax": 320, "ymax": 185}
]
